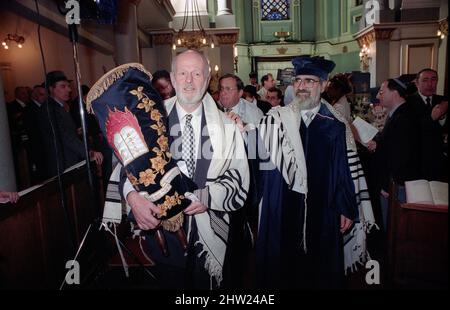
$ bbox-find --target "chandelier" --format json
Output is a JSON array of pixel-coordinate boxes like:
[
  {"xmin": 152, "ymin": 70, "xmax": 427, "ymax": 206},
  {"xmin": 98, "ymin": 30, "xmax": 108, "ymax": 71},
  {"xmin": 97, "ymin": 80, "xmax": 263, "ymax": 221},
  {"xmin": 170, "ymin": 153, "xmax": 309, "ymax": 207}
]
[
  {"xmin": 173, "ymin": 0, "xmax": 213, "ymax": 50},
  {"xmin": 2, "ymin": 34, "xmax": 25, "ymax": 50}
]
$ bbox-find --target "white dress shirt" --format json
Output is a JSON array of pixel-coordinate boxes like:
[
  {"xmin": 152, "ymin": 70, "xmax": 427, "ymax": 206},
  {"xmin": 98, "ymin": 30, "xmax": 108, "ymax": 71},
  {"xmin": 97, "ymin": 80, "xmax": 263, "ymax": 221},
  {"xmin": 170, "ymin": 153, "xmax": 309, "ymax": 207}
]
[
  {"xmin": 418, "ymin": 92, "xmax": 432, "ymax": 106},
  {"xmin": 418, "ymin": 91, "xmax": 447, "ymax": 126},
  {"xmin": 32, "ymin": 99, "xmax": 42, "ymax": 108},
  {"xmin": 15, "ymin": 98, "xmax": 27, "ymax": 108}
]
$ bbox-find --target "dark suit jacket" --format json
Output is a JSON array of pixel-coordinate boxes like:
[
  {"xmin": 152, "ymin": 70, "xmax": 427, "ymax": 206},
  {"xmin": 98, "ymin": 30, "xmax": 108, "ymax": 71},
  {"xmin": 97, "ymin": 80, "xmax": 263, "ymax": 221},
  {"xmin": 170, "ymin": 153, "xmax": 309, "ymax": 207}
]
[
  {"xmin": 6, "ymin": 100, "xmax": 29, "ymax": 147},
  {"xmin": 373, "ymin": 102, "xmax": 421, "ymax": 191},
  {"xmin": 408, "ymin": 93, "xmax": 447, "ymax": 181},
  {"xmin": 256, "ymin": 99, "xmax": 272, "ymax": 115},
  {"xmin": 24, "ymin": 101, "xmax": 47, "ymax": 182},
  {"xmin": 38, "ymin": 97, "xmax": 86, "ymax": 177}
]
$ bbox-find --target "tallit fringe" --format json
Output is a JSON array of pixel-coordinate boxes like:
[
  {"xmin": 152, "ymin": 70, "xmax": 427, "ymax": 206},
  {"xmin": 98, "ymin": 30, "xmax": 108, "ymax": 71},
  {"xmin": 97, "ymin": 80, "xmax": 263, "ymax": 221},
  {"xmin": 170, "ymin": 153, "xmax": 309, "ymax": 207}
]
[
  {"xmin": 344, "ymin": 223, "xmax": 369, "ymax": 275},
  {"xmin": 161, "ymin": 212, "xmax": 184, "ymax": 232},
  {"xmin": 343, "ymin": 219, "xmax": 379, "ymax": 275},
  {"xmin": 195, "ymin": 241, "xmax": 223, "ymax": 288},
  {"xmin": 86, "ymin": 63, "xmax": 153, "ymax": 113}
]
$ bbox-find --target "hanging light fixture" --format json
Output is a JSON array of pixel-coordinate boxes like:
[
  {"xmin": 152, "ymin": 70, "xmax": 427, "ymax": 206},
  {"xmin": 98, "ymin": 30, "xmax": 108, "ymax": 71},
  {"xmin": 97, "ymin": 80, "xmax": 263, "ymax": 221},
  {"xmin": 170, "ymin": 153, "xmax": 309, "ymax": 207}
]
[
  {"xmin": 359, "ymin": 44, "xmax": 371, "ymax": 72},
  {"xmin": 175, "ymin": 0, "xmax": 213, "ymax": 50},
  {"xmin": 2, "ymin": 34, "xmax": 25, "ymax": 50}
]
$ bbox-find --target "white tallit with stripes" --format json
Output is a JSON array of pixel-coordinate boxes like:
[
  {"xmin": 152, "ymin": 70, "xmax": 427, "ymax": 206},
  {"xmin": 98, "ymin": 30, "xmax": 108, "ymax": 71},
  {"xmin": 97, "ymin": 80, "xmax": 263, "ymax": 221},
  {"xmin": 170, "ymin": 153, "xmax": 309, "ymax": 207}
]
[
  {"xmin": 165, "ymin": 94, "xmax": 249, "ymax": 285},
  {"xmin": 323, "ymin": 101, "xmax": 378, "ymax": 273},
  {"xmin": 103, "ymin": 93, "xmax": 249, "ymax": 286}
]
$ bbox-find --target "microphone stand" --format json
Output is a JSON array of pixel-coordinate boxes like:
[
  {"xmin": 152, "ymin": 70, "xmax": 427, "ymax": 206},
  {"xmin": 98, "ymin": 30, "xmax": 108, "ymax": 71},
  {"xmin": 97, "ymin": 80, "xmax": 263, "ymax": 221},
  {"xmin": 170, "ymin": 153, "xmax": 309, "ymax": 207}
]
[
  {"xmin": 68, "ymin": 23, "xmax": 98, "ymax": 216},
  {"xmin": 60, "ymin": 24, "xmax": 158, "ymax": 290}
]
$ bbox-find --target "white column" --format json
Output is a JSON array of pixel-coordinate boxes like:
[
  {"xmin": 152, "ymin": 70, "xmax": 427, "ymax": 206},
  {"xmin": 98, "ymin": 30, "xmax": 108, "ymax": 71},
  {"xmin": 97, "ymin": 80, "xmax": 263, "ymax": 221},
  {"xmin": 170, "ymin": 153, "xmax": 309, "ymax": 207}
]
[
  {"xmin": 216, "ymin": 0, "xmax": 235, "ymax": 28},
  {"xmin": 114, "ymin": 1, "xmax": 139, "ymax": 65},
  {"xmin": 217, "ymin": 0, "xmax": 232, "ymax": 15},
  {"xmin": 0, "ymin": 74, "xmax": 17, "ymax": 191}
]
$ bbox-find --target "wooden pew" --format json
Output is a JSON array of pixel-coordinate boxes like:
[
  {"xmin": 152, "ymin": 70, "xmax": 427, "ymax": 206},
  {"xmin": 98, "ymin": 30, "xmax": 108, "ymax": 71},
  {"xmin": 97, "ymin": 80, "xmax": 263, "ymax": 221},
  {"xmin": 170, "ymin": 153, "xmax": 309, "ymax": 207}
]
[
  {"xmin": 0, "ymin": 162, "xmax": 100, "ymax": 289},
  {"xmin": 387, "ymin": 183, "xmax": 448, "ymax": 288}
]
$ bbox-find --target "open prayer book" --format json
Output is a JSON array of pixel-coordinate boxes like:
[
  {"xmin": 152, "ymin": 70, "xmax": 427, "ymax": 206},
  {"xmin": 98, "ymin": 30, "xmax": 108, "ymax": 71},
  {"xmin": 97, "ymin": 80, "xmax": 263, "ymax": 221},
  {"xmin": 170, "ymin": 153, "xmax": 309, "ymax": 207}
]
[
  {"xmin": 405, "ymin": 180, "xmax": 448, "ymax": 206},
  {"xmin": 352, "ymin": 117, "xmax": 379, "ymax": 145}
]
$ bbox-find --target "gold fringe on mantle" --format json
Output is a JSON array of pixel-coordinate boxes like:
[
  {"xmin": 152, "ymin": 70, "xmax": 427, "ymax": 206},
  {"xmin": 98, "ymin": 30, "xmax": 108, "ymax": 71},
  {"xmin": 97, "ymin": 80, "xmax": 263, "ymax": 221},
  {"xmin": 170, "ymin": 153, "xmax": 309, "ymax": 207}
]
[
  {"xmin": 85, "ymin": 63, "xmax": 153, "ymax": 113},
  {"xmin": 161, "ymin": 212, "xmax": 184, "ymax": 232}
]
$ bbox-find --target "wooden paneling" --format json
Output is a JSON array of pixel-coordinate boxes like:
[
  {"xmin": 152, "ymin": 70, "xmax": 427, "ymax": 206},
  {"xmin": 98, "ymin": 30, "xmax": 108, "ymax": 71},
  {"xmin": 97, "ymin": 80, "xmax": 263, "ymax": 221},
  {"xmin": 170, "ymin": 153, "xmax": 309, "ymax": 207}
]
[
  {"xmin": 0, "ymin": 164, "xmax": 98, "ymax": 289},
  {"xmin": 387, "ymin": 183, "xmax": 448, "ymax": 288},
  {"xmin": 407, "ymin": 43, "xmax": 434, "ymax": 74}
]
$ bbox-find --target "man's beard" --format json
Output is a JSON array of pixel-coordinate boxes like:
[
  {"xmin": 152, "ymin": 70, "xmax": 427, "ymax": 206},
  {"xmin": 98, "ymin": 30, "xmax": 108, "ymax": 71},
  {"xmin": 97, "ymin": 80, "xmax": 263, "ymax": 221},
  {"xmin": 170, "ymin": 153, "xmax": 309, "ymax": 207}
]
[
  {"xmin": 175, "ymin": 81, "xmax": 208, "ymax": 106},
  {"xmin": 291, "ymin": 89, "xmax": 321, "ymax": 111}
]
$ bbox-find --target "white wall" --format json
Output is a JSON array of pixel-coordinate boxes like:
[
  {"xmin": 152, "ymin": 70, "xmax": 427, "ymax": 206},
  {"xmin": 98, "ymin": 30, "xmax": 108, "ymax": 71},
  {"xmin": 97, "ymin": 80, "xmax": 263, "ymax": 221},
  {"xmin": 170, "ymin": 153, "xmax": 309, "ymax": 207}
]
[{"xmin": 0, "ymin": 10, "xmax": 115, "ymax": 101}]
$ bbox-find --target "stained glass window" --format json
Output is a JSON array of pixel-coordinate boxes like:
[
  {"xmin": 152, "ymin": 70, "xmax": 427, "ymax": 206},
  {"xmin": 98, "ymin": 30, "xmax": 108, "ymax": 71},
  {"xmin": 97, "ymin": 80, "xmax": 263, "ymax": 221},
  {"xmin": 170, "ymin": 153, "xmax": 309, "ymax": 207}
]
[{"xmin": 261, "ymin": 0, "xmax": 290, "ymax": 21}]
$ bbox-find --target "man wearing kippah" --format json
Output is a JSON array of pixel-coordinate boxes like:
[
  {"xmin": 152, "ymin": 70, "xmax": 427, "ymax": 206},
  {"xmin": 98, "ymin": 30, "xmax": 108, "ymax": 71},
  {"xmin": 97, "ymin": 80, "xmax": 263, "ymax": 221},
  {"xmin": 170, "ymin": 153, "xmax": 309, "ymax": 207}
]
[
  {"xmin": 366, "ymin": 78, "xmax": 421, "ymax": 230},
  {"xmin": 255, "ymin": 56, "xmax": 368, "ymax": 289}
]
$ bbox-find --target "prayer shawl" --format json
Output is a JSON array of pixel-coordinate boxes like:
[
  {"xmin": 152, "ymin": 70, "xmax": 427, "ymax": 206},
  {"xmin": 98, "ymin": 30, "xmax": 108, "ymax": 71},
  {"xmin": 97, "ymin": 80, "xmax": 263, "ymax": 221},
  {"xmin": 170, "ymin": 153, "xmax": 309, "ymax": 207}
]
[
  {"xmin": 104, "ymin": 93, "xmax": 249, "ymax": 286},
  {"xmin": 323, "ymin": 101, "xmax": 378, "ymax": 273},
  {"xmin": 257, "ymin": 99, "xmax": 377, "ymax": 272}
]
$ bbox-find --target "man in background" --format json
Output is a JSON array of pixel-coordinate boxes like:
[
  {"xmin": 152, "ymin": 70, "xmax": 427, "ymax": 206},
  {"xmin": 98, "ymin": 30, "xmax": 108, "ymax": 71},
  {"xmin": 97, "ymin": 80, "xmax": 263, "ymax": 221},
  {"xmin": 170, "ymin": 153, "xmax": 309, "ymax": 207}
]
[{"xmin": 408, "ymin": 68, "xmax": 447, "ymax": 181}]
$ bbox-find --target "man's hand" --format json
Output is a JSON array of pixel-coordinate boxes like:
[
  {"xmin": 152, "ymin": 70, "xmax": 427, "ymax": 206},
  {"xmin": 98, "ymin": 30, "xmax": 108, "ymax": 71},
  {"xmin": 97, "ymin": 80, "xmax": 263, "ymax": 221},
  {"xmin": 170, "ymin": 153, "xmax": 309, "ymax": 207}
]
[
  {"xmin": 366, "ymin": 140, "xmax": 377, "ymax": 152},
  {"xmin": 431, "ymin": 101, "xmax": 448, "ymax": 121},
  {"xmin": 89, "ymin": 150, "xmax": 104, "ymax": 165},
  {"xmin": 380, "ymin": 189, "xmax": 389, "ymax": 199},
  {"xmin": 127, "ymin": 191, "xmax": 161, "ymax": 230},
  {"xmin": 184, "ymin": 201, "xmax": 208, "ymax": 216},
  {"xmin": 340, "ymin": 215, "xmax": 353, "ymax": 234},
  {"xmin": 0, "ymin": 191, "xmax": 19, "ymax": 203},
  {"xmin": 225, "ymin": 111, "xmax": 245, "ymax": 132}
]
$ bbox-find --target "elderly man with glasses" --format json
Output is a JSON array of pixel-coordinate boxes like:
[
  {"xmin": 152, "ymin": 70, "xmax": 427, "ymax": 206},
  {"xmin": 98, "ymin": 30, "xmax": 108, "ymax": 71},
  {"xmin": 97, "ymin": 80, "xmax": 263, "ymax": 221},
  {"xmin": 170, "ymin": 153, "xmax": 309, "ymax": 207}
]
[{"xmin": 219, "ymin": 73, "xmax": 264, "ymax": 127}]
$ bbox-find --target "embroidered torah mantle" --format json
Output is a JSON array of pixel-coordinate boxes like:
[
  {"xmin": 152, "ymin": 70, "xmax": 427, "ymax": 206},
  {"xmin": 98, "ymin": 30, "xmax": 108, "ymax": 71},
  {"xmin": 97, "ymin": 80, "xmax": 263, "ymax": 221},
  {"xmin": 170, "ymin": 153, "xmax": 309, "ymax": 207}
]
[{"xmin": 86, "ymin": 63, "xmax": 196, "ymax": 231}]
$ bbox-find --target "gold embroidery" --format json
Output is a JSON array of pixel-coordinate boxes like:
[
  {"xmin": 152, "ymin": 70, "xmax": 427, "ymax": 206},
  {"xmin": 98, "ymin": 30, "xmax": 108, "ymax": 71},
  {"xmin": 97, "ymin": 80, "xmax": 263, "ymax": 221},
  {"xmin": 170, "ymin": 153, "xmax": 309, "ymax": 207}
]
[
  {"xmin": 150, "ymin": 123, "xmax": 166, "ymax": 135},
  {"xmin": 150, "ymin": 109, "xmax": 163, "ymax": 122},
  {"xmin": 127, "ymin": 171, "xmax": 139, "ymax": 187},
  {"xmin": 139, "ymin": 169, "xmax": 157, "ymax": 186},
  {"xmin": 129, "ymin": 85, "xmax": 183, "ymax": 226},
  {"xmin": 130, "ymin": 86, "xmax": 144, "ymax": 100},
  {"xmin": 150, "ymin": 156, "xmax": 168, "ymax": 174},
  {"xmin": 157, "ymin": 192, "xmax": 184, "ymax": 218},
  {"xmin": 157, "ymin": 135, "xmax": 169, "ymax": 152}
]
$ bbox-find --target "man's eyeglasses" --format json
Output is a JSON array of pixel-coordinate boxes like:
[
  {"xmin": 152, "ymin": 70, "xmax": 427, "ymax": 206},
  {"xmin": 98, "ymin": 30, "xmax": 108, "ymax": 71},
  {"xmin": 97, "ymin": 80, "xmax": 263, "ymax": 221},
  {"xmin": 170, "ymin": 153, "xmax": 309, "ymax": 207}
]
[
  {"xmin": 219, "ymin": 86, "xmax": 239, "ymax": 92},
  {"xmin": 293, "ymin": 78, "xmax": 320, "ymax": 87}
]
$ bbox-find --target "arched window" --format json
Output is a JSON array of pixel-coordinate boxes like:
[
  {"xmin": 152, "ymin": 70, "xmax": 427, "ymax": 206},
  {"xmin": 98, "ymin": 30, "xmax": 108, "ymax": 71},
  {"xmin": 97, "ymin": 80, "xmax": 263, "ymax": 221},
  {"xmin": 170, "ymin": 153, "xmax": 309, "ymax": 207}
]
[{"xmin": 261, "ymin": 0, "xmax": 290, "ymax": 21}]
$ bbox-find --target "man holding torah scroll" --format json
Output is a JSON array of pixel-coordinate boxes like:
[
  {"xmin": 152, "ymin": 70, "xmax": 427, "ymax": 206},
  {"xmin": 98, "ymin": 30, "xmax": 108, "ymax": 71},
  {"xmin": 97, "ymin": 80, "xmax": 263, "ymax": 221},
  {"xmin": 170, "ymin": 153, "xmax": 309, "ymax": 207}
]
[
  {"xmin": 86, "ymin": 63, "xmax": 197, "ymax": 260},
  {"xmin": 89, "ymin": 52, "xmax": 249, "ymax": 289}
]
